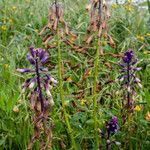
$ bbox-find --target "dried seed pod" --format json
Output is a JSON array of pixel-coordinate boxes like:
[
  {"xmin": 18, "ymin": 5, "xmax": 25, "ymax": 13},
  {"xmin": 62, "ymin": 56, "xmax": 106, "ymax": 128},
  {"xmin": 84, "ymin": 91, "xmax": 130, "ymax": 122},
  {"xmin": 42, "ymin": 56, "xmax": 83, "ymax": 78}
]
[
  {"xmin": 64, "ymin": 22, "xmax": 69, "ymax": 35},
  {"xmin": 98, "ymin": 26, "xmax": 102, "ymax": 38},
  {"xmin": 85, "ymin": 0, "xmax": 115, "ymax": 51},
  {"xmin": 105, "ymin": 5, "xmax": 110, "ymax": 18},
  {"xmin": 108, "ymin": 35, "xmax": 116, "ymax": 48},
  {"xmin": 102, "ymin": 20, "xmax": 107, "ymax": 30},
  {"xmin": 86, "ymin": 35, "xmax": 93, "ymax": 44},
  {"xmin": 86, "ymin": 0, "xmax": 94, "ymax": 11},
  {"xmin": 53, "ymin": 18, "xmax": 58, "ymax": 30},
  {"xmin": 39, "ymin": 1, "xmax": 76, "ymax": 50},
  {"xmin": 44, "ymin": 36, "xmax": 52, "ymax": 46},
  {"xmin": 57, "ymin": 5, "xmax": 63, "ymax": 21},
  {"xmin": 49, "ymin": 5, "xmax": 55, "ymax": 21}
]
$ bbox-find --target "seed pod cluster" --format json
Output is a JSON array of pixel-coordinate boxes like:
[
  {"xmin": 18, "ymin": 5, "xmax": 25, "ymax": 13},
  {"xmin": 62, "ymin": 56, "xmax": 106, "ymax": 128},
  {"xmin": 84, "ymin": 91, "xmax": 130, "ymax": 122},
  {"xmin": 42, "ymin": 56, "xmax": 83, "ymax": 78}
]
[
  {"xmin": 39, "ymin": 1, "xmax": 76, "ymax": 48},
  {"xmin": 86, "ymin": 0, "xmax": 115, "ymax": 48}
]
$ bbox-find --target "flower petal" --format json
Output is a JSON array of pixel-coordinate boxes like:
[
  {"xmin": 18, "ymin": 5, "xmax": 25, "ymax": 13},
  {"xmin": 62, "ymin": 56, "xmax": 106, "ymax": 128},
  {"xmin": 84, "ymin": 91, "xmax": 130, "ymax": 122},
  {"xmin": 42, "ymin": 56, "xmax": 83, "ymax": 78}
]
[
  {"xmin": 17, "ymin": 68, "xmax": 32, "ymax": 73},
  {"xmin": 38, "ymin": 49, "xmax": 45, "ymax": 60},
  {"xmin": 29, "ymin": 78, "xmax": 37, "ymax": 89},
  {"xmin": 41, "ymin": 52, "xmax": 49, "ymax": 64},
  {"xmin": 40, "ymin": 68, "xmax": 48, "ymax": 72},
  {"xmin": 46, "ymin": 74, "xmax": 57, "ymax": 84}
]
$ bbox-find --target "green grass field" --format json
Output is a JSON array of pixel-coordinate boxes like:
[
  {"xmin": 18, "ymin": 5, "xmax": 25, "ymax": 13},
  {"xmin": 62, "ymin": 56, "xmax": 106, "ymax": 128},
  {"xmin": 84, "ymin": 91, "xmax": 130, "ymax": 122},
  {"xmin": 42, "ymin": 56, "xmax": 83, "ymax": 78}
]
[{"xmin": 0, "ymin": 0, "xmax": 150, "ymax": 149}]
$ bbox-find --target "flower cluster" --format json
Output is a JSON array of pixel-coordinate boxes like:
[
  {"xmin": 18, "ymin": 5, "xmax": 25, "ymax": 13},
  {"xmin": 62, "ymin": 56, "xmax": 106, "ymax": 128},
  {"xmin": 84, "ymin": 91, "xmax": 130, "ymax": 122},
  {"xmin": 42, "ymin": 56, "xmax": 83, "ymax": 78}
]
[
  {"xmin": 17, "ymin": 47, "xmax": 57, "ymax": 111},
  {"xmin": 118, "ymin": 49, "xmax": 142, "ymax": 108},
  {"xmin": 106, "ymin": 116, "xmax": 118, "ymax": 136},
  {"xmin": 99, "ymin": 117, "xmax": 120, "ymax": 150}
]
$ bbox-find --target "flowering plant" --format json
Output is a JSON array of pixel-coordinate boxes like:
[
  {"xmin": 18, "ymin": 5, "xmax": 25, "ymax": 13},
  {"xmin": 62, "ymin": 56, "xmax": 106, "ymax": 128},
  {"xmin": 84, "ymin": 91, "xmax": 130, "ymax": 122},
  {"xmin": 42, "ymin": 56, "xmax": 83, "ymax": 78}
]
[
  {"xmin": 118, "ymin": 49, "xmax": 142, "ymax": 109},
  {"xmin": 17, "ymin": 47, "xmax": 57, "ymax": 149},
  {"xmin": 99, "ymin": 117, "xmax": 120, "ymax": 150}
]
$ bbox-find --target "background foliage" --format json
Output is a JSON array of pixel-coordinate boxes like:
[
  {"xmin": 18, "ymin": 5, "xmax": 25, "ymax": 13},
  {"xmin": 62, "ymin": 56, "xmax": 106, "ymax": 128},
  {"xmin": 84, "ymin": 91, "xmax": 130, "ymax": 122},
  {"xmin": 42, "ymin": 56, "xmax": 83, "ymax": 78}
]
[{"xmin": 0, "ymin": 0, "xmax": 150, "ymax": 149}]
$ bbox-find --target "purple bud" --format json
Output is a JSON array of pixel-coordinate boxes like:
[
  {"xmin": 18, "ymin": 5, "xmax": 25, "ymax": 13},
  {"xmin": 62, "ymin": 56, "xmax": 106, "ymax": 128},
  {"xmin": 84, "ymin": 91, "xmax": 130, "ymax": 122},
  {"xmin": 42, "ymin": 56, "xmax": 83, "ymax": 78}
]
[
  {"xmin": 132, "ymin": 58, "xmax": 138, "ymax": 65},
  {"xmin": 127, "ymin": 85, "xmax": 131, "ymax": 92},
  {"xmin": 29, "ymin": 78, "xmax": 37, "ymax": 89},
  {"xmin": 41, "ymin": 53, "xmax": 49, "ymax": 64},
  {"xmin": 39, "ymin": 49, "xmax": 45, "ymax": 60},
  {"xmin": 29, "ymin": 47, "xmax": 35, "ymax": 58},
  {"xmin": 118, "ymin": 62, "xmax": 125, "ymax": 68},
  {"xmin": 122, "ymin": 49, "xmax": 134, "ymax": 64},
  {"xmin": 107, "ymin": 116, "xmax": 118, "ymax": 134},
  {"xmin": 135, "ymin": 77, "xmax": 140, "ymax": 83},
  {"xmin": 27, "ymin": 54, "xmax": 35, "ymax": 65}
]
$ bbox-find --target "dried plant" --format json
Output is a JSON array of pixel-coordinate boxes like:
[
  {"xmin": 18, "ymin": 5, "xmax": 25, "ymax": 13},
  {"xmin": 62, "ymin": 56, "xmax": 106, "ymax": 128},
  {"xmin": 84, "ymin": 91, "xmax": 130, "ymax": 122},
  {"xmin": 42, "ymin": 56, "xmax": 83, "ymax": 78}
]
[
  {"xmin": 17, "ymin": 47, "xmax": 57, "ymax": 150},
  {"xmin": 39, "ymin": 0, "xmax": 76, "ymax": 49},
  {"xmin": 86, "ymin": 0, "xmax": 115, "ymax": 50}
]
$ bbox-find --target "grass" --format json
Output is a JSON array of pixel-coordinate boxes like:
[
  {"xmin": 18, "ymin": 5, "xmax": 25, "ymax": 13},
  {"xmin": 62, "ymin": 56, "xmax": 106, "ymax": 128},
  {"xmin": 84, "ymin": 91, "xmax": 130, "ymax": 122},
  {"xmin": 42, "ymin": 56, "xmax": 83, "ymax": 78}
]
[{"xmin": 0, "ymin": 0, "xmax": 150, "ymax": 149}]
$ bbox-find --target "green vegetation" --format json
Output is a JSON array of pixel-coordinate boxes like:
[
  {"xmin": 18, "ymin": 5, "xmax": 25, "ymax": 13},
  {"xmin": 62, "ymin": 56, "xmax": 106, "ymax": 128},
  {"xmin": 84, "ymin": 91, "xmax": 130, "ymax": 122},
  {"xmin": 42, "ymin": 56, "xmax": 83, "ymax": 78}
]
[{"xmin": 0, "ymin": 0, "xmax": 150, "ymax": 149}]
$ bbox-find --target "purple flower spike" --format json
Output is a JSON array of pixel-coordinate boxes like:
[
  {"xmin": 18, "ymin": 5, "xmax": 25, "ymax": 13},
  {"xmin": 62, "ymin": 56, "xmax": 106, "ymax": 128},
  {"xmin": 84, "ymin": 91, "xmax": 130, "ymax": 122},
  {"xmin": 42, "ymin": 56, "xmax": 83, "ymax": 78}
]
[
  {"xmin": 99, "ymin": 117, "xmax": 120, "ymax": 150},
  {"xmin": 117, "ymin": 49, "xmax": 142, "ymax": 109},
  {"xmin": 107, "ymin": 116, "xmax": 118, "ymax": 135},
  {"xmin": 122, "ymin": 49, "xmax": 134, "ymax": 64},
  {"xmin": 17, "ymin": 47, "xmax": 57, "ymax": 112}
]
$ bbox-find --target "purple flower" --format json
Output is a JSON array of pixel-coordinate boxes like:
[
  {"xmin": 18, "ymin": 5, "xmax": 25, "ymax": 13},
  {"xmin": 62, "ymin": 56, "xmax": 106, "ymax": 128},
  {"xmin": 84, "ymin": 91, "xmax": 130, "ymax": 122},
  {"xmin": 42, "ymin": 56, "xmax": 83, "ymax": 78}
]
[
  {"xmin": 27, "ymin": 47, "xmax": 49, "ymax": 65},
  {"xmin": 99, "ymin": 117, "xmax": 120, "ymax": 150},
  {"xmin": 117, "ymin": 49, "xmax": 142, "ymax": 108},
  {"xmin": 17, "ymin": 47, "xmax": 57, "ymax": 112},
  {"xmin": 106, "ymin": 116, "xmax": 118, "ymax": 135},
  {"xmin": 122, "ymin": 49, "xmax": 134, "ymax": 64}
]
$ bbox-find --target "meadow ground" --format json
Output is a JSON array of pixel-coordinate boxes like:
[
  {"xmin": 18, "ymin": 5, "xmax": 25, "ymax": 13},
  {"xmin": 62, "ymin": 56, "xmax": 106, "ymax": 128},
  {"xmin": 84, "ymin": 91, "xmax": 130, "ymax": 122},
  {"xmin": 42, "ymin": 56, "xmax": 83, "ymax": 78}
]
[{"xmin": 0, "ymin": 0, "xmax": 150, "ymax": 149}]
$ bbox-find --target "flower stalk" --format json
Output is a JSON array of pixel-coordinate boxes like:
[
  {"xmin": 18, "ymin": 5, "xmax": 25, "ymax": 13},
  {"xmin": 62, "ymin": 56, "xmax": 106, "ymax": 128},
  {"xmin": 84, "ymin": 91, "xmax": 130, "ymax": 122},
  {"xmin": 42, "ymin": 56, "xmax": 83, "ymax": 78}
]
[
  {"xmin": 57, "ymin": 28, "xmax": 77, "ymax": 150},
  {"xmin": 93, "ymin": 38, "xmax": 100, "ymax": 148},
  {"xmin": 86, "ymin": 0, "xmax": 112, "ymax": 148}
]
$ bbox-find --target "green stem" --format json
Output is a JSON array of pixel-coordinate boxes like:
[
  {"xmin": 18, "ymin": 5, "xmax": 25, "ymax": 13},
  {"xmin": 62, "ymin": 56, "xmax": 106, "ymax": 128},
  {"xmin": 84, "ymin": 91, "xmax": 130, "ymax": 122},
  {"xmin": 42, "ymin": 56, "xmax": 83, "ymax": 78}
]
[
  {"xmin": 93, "ymin": 38, "xmax": 100, "ymax": 148},
  {"xmin": 57, "ymin": 29, "xmax": 77, "ymax": 150}
]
